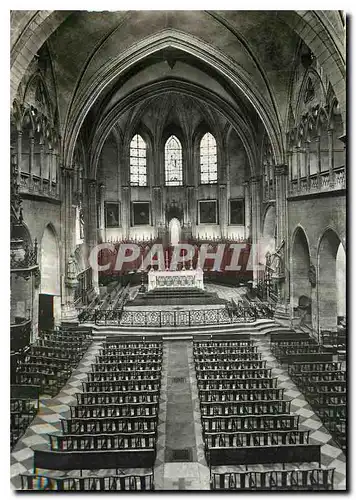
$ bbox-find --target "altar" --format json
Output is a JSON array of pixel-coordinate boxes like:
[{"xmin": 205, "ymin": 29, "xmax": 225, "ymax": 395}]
[{"xmin": 148, "ymin": 268, "xmax": 204, "ymax": 291}]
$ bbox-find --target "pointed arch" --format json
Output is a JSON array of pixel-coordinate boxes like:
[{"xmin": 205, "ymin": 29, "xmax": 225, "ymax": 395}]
[
  {"xmin": 290, "ymin": 226, "xmax": 312, "ymax": 318},
  {"xmin": 200, "ymin": 132, "xmax": 218, "ymax": 184},
  {"xmin": 130, "ymin": 133, "xmax": 147, "ymax": 187},
  {"xmin": 317, "ymin": 227, "xmax": 345, "ymax": 331},
  {"xmin": 164, "ymin": 135, "xmax": 183, "ymax": 186}
]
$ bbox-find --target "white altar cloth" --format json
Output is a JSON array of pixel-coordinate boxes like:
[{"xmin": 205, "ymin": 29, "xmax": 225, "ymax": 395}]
[{"xmin": 148, "ymin": 268, "xmax": 204, "ymax": 291}]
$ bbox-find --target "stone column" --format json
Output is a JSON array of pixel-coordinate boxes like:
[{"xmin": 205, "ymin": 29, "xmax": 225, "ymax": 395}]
[
  {"xmin": 243, "ymin": 181, "xmax": 251, "ymax": 240},
  {"xmin": 98, "ymin": 183, "xmax": 106, "ymax": 243},
  {"xmin": 274, "ymin": 163, "xmax": 290, "ymax": 319},
  {"xmin": 121, "ymin": 186, "xmax": 130, "ymax": 239},
  {"xmin": 328, "ymin": 129, "xmax": 335, "ymax": 187},
  {"xmin": 17, "ymin": 131, "xmax": 22, "ymax": 183},
  {"xmin": 87, "ymin": 179, "xmax": 99, "ymax": 294},
  {"xmin": 29, "ymin": 136, "xmax": 34, "ymax": 182},
  {"xmin": 250, "ymin": 176, "xmax": 262, "ymax": 286},
  {"xmin": 152, "ymin": 186, "xmax": 163, "ymax": 230},
  {"xmin": 219, "ymin": 184, "xmax": 228, "ymax": 238},
  {"xmin": 61, "ymin": 166, "xmax": 78, "ymax": 323},
  {"xmin": 187, "ymin": 186, "xmax": 196, "ymax": 237}
]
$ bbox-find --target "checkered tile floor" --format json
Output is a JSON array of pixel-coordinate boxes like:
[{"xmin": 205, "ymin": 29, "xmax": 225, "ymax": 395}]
[
  {"xmin": 11, "ymin": 336, "xmax": 347, "ymax": 491},
  {"xmin": 10, "ymin": 342, "xmax": 103, "ymax": 490},
  {"xmin": 252, "ymin": 335, "xmax": 347, "ymax": 490}
]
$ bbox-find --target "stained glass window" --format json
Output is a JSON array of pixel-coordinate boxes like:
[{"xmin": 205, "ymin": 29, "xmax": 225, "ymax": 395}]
[
  {"xmin": 130, "ymin": 134, "xmax": 147, "ymax": 186},
  {"xmin": 200, "ymin": 132, "xmax": 217, "ymax": 184},
  {"xmin": 165, "ymin": 135, "xmax": 183, "ymax": 186}
]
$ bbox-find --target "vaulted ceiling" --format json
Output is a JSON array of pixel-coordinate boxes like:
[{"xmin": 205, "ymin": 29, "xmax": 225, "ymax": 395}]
[{"xmin": 11, "ymin": 10, "xmax": 346, "ymax": 173}]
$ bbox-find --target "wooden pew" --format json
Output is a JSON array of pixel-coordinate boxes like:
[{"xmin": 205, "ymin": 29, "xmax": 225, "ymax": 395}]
[
  {"xmin": 96, "ymin": 353, "xmax": 162, "ymax": 363},
  {"xmin": 195, "ymin": 360, "xmax": 267, "ymax": 370},
  {"xmin": 196, "ymin": 368, "xmax": 272, "ymax": 380},
  {"xmin": 82, "ymin": 380, "xmax": 161, "ymax": 392},
  {"xmin": 210, "ymin": 468, "xmax": 335, "ymax": 490},
  {"xmin": 288, "ymin": 362, "xmax": 342, "ymax": 377},
  {"xmin": 200, "ymin": 400, "xmax": 291, "ymax": 416},
  {"xmin": 50, "ymin": 432, "xmax": 157, "ymax": 451},
  {"xmin": 92, "ymin": 362, "xmax": 162, "ymax": 372},
  {"xmin": 87, "ymin": 371, "xmax": 161, "ymax": 382},
  {"xmin": 198, "ymin": 388, "xmax": 285, "ymax": 402},
  {"xmin": 201, "ymin": 414, "xmax": 300, "ymax": 432},
  {"xmin": 207, "ymin": 443, "xmax": 321, "ymax": 468},
  {"xmin": 105, "ymin": 335, "xmax": 162, "ymax": 343},
  {"xmin": 21, "ymin": 473, "xmax": 154, "ymax": 491},
  {"xmin": 277, "ymin": 353, "xmax": 333, "ymax": 365},
  {"xmin": 270, "ymin": 332, "xmax": 311, "ymax": 343},
  {"xmin": 193, "ymin": 334, "xmax": 252, "ymax": 342},
  {"xmin": 61, "ymin": 416, "xmax": 158, "ymax": 434},
  {"xmin": 193, "ymin": 340, "xmax": 255, "ymax": 348},
  {"xmin": 70, "ymin": 402, "xmax": 159, "ymax": 418},
  {"xmin": 292, "ymin": 371, "xmax": 346, "ymax": 384},
  {"xmin": 32, "ymin": 447, "xmax": 155, "ymax": 471},
  {"xmin": 194, "ymin": 352, "xmax": 262, "ymax": 361},
  {"xmin": 197, "ymin": 377, "xmax": 278, "ymax": 390},
  {"xmin": 193, "ymin": 346, "xmax": 258, "ymax": 355},
  {"xmin": 76, "ymin": 390, "xmax": 159, "ymax": 405},
  {"xmin": 204, "ymin": 430, "xmax": 310, "ymax": 448}
]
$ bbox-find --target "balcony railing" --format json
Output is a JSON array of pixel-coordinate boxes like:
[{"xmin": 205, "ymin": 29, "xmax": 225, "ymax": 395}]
[
  {"xmin": 17, "ymin": 171, "xmax": 60, "ymax": 200},
  {"xmin": 289, "ymin": 166, "xmax": 345, "ymax": 197}
]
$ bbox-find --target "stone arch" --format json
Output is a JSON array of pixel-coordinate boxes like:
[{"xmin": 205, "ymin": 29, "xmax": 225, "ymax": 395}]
[
  {"xmin": 317, "ymin": 227, "xmax": 346, "ymax": 331},
  {"xmin": 290, "ymin": 226, "xmax": 311, "ymax": 312},
  {"xmin": 65, "ymin": 30, "xmax": 284, "ymax": 169},
  {"xmin": 261, "ymin": 204, "xmax": 276, "ymax": 265},
  {"xmin": 169, "ymin": 218, "xmax": 181, "ymax": 247},
  {"xmin": 39, "ymin": 223, "xmax": 61, "ymax": 327}
]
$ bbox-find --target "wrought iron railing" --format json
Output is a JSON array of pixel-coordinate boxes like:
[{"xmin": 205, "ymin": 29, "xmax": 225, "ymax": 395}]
[{"xmin": 78, "ymin": 306, "xmax": 265, "ymax": 327}]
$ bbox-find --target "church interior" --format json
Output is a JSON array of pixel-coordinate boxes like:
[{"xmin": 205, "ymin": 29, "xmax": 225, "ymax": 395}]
[{"xmin": 10, "ymin": 10, "xmax": 346, "ymax": 491}]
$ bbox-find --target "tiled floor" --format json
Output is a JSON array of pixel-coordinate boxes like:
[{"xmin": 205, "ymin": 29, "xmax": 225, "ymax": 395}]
[
  {"xmin": 10, "ymin": 342, "xmax": 103, "ymax": 490},
  {"xmin": 11, "ymin": 335, "xmax": 347, "ymax": 491},
  {"xmin": 253, "ymin": 335, "xmax": 347, "ymax": 490}
]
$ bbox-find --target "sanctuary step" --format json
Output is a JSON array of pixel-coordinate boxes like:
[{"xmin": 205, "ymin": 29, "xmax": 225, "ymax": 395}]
[{"xmin": 126, "ymin": 287, "xmax": 227, "ymax": 307}]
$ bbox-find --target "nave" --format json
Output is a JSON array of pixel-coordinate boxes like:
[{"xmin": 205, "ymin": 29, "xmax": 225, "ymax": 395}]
[{"xmin": 11, "ymin": 331, "xmax": 346, "ymax": 491}]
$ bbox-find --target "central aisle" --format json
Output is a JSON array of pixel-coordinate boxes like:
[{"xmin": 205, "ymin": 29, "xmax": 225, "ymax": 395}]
[{"xmin": 154, "ymin": 341, "xmax": 210, "ymax": 490}]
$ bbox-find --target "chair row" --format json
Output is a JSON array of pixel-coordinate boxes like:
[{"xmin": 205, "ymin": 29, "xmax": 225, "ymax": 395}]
[
  {"xmin": 21, "ymin": 473, "xmax": 154, "ymax": 491},
  {"xmin": 210, "ymin": 468, "xmax": 335, "ymax": 491},
  {"xmin": 201, "ymin": 414, "xmax": 300, "ymax": 432}
]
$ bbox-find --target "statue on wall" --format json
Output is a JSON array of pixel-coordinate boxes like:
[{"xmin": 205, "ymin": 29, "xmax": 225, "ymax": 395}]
[
  {"xmin": 308, "ymin": 264, "xmax": 317, "ymax": 288},
  {"xmin": 66, "ymin": 253, "xmax": 78, "ymax": 287}
]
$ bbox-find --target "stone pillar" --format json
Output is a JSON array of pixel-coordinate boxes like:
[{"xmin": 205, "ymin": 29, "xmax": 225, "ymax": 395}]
[
  {"xmin": 98, "ymin": 183, "xmax": 106, "ymax": 243},
  {"xmin": 40, "ymin": 143, "xmax": 44, "ymax": 189},
  {"xmin": 328, "ymin": 129, "xmax": 335, "ymax": 187},
  {"xmin": 250, "ymin": 176, "xmax": 262, "ymax": 286},
  {"xmin": 87, "ymin": 179, "xmax": 99, "ymax": 294},
  {"xmin": 17, "ymin": 131, "xmax": 22, "ymax": 183},
  {"xmin": 187, "ymin": 186, "xmax": 196, "ymax": 237},
  {"xmin": 219, "ymin": 184, "xmax": 228, "ymax": 238},
  {"xmin": 152, "ymin": 186, "xmax": 163, "ymax": 231},
  {"xmin": 29, "ymin": 136, "xmax": 34, "ymax": 181},
  {"xmin": 243, "ymin": 181, "xmax": 251, "ymax": 240},
  {"xmin": 274, "ymin": 164, "xmax": 290, "ymax": 320},
  {"xmin": 121, "ymin": 186, "xmax": 130, "ymax": 239},
  {"xmin": 61, "ymin": 166, "xmax": 78, "ymax": 323}
]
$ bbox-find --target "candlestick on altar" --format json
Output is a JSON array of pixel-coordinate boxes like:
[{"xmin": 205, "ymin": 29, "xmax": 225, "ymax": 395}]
[
  {"xmin": 182, "ymin": 249, "xmax": 185, "ymax": 271},
  {"xmin": 165, "ymin": 249, "xmax": 169, "ymax": 271}
]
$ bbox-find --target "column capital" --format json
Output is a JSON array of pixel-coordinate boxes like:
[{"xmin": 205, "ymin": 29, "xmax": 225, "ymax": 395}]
[
  {"xmin": 61, "ymin": 165, "xmax": 75, "ymax": 177},
  {"xmin": 250, "ymin": 175, "xmax": 262, "ymax": 184},
  {"xmin": 274, "ymin": 164, "xmax": 288, "ymax": 176}
]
